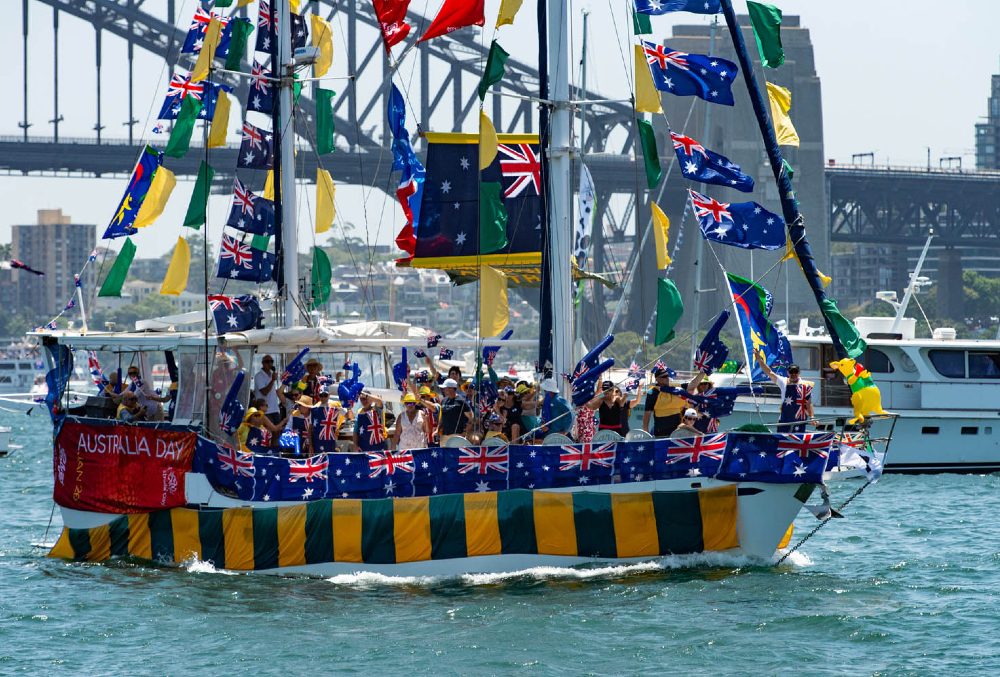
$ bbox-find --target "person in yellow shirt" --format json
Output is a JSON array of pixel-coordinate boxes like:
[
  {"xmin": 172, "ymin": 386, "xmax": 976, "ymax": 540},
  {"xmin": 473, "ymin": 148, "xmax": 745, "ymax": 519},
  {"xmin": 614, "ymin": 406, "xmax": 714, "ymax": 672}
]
[
  {"xmin": 642, "ymin": 368, "xmax": 705, "ymax": 438},
  {"xmin": 237, "ymin": 408, "xmax": 264, "ymax": 452},
  {"xmin": 484, "ymin": 414, "xmax": 509, "ymax": 443}
]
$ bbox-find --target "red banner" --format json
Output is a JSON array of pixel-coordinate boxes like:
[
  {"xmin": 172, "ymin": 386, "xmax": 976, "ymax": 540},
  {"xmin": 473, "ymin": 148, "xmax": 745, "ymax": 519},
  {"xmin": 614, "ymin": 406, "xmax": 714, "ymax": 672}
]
[{"xmin": 53, "ymin": 420, "xmax": 196, "ymax": 513}]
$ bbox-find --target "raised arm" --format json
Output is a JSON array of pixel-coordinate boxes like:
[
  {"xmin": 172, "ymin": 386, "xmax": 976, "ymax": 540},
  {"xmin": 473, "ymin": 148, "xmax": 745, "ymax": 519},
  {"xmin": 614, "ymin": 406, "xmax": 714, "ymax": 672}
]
[{"xmin": 754, "ymin": 349, "xmax": 779, "ymax": 384}]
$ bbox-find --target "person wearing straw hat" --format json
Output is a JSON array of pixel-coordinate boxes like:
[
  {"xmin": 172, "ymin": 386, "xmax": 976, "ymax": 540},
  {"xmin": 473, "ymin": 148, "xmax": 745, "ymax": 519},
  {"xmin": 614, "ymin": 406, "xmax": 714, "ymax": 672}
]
[
  {"xmin": 417, "ymin": 386, "xmax": 441, "ymax": 444},
  {"xmin": 237, "ymin": 408, "xmax": 264, "ymax": 453},
  {"xmin": 285, "ymin": 395, "xmax": 314, "ymax": 455},
  {"xmin": 392, "ymin": 392, "xmax": 431, "ymax": 451},
  {"xmin": 301, "ymin": 357, "xmax": 324, "ymax": 398}
]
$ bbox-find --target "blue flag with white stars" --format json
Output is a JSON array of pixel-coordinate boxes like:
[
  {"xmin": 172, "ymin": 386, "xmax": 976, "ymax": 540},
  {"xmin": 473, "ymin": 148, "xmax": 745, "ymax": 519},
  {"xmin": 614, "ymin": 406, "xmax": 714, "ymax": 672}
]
[
  {"xmin": 640, "ymin": 40, "xmax": 737, "ymax": 105},
  {"xmin": 157, "ymin": 74, "xmax": 231, "ymax": 121},
  {"xmin": 238, "ymin": 121, "xmax": 274, "ymax": 169},
  {"xmin": 415, "ymin": 138, "xmax": 542, "ymax": 260},
  {"xmin": 210, "ymin": 294, "xmax": 263, "ymax": 334},
  {"xmin": 216, "ymin": 234, "xmax": 275, "ymax": 283},
  {"xmin": 181, "ymin": 9, "xmax": 252, "ymax": 58},
  {"xmin": 671, "ymin": 132, "xmax": 754, "ymax": 192},
  {"xmin": 690, "ymin": 189, "xmax": 785, "ymax": 250},
  {"xmin": 226, "ymin": 176, "xmax": 275, "ymax": 236},
  {"xmin": 634, "ymin": 0, "xmax": 720, "ymax": 15}
]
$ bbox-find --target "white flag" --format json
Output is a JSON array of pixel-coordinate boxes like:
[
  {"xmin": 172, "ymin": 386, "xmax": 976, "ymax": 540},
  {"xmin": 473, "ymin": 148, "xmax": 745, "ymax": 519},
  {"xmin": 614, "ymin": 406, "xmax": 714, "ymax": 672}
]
[{"xmin": 575, "ymin": 163, "xmax": 596, "ymax": 270}]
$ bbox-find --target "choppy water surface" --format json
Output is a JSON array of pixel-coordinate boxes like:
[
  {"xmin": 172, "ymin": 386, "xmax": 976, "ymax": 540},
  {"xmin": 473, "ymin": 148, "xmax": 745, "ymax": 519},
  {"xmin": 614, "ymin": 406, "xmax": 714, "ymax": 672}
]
[{"xmin": 2, "ymin": 411, "xmax": 999, "ymax": 674}]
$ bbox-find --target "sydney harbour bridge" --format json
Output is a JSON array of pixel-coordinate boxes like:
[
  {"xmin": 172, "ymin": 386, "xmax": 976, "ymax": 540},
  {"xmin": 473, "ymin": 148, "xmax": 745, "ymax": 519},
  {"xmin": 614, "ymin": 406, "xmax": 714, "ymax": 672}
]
[{"xmin": 5, "ymin": 1, "xmax": 1000, "ymax": 343}]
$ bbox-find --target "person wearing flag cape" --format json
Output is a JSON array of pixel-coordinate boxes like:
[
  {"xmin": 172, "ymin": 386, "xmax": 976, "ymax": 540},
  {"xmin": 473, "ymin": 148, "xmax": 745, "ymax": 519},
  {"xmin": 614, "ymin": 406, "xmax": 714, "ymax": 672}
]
[{"xmin": 756, "ymin": 349, "xmax": 813, "ymax": 433}]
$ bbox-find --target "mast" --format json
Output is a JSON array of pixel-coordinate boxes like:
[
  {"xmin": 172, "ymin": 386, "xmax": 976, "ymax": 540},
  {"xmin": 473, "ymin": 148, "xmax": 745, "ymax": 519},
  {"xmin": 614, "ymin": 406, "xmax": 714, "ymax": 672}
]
[
  {"xmin": 717, "ymin": 0, "xmax": 847, "ymax": 358},
  {"xmin": 537, "ymin": 0, "xmax": 552, "ymax": 375},
  {"xmin": 548, "ymin": 0, "xmax": 574, "ymax": 385},
  {"xmin": 277, "ymin": 0, "xmax": 299, "ymax": 327}
]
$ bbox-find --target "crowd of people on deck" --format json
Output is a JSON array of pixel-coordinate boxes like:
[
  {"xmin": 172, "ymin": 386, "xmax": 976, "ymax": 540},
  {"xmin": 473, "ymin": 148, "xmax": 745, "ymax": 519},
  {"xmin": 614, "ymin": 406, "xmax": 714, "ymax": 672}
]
[{"xmin": 99, "ymin": 348, "xmax": 816, "ymax": 454}]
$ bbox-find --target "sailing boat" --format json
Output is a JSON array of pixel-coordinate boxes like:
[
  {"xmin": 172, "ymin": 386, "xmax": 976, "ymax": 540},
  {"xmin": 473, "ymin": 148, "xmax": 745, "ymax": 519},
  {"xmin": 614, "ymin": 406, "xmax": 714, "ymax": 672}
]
[{"xmin": 41, "ymin": 0, "xmax": 889, "ymax": 575}]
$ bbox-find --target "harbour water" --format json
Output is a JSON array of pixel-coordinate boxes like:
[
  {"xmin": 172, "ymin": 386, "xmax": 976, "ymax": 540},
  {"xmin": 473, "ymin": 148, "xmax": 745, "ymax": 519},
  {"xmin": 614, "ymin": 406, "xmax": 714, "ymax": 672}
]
[{"xmin": 2, "ymin": 410, "xmax": 999, "ymax": 674}]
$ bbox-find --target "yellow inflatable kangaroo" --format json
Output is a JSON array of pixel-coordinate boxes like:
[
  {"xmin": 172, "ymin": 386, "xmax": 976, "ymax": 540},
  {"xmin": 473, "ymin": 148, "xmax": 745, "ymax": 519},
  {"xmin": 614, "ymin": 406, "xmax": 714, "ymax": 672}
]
[{"xmin": 829, "ymin": 358, "xmax": 888, "ymax": 425}]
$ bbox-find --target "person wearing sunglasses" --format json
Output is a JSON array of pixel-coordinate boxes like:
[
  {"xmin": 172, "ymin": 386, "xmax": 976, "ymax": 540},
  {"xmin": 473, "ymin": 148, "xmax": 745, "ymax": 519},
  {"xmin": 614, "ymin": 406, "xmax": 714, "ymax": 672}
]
[
  {"xmin": 392, "ymin": 393, "xmax": 431, "ymax": 451},
  {"xmin": 253, "ymin": 355, "xmax": 282, "ymax": 425},
  {"xmin": 669, "ymin": 408, "xmax": 703, "ymax": 439}
]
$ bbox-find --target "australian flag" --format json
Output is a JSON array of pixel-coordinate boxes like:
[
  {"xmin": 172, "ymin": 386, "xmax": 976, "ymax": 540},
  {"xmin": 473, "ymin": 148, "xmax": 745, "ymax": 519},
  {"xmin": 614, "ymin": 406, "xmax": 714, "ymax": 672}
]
[
  {"xmin": 653, "ymin": 435, "xmax": 727, "ymax": 479},
  {"xmin": 671, "ymin": 132, "xmax": 753, "ymax": 192},
  {"xmin": 727, "ymin": 273, "xmax": 793, "ymax": 382},
  {"xmin": 690, "ymin": 189, "xmax": 785, "ymax": 250},
  {"xmin": 291, "ymin": 12, "xmax": 309, "ymax": 48},
  {"xmin": 641, "ymin": 40, "xmax": 737, "ymax": 106},
  {"xmin": 104, "ymin": 146, "xmax": 163, "ymax": 239},
  {"xmin": 246, "ymin": 61, "xmax": 274, "ymax": 114},
  {"xmin": 238, "ymin": 121, "xmax": 274, "ymax": 169},
  {"xmin": 218, "ymin": 371, "xmax": 246, "ymax": 435},
  {"xmin": 216, "ymin": 234, "xmax": 275, "ymax": 282},
  {"xmin": 415, "ymin": 137, "xmax": 542, "ymax": 259},
  {"xmin": 210, "ymin": 294, "xmax": 264, "ymax": 333},
  {"xmin": 226, "ymin": 177, "xmax": 275, "ymax": 236},
  {"xmin": 717, "ymin": 432, "xmax": 831, "ymax": 484},
  {"xmin": 694, "ymin": 310, "xmax": 730, "ymax": 374},
  {"xmin": 181, "ymin": 9, "xmax": 251, "ymax": 58},
  {"xmin": 256, "ymin": 0, "xmax": 277, "ymax": 52},
  {"xmin": 634, "ymin": 0, "xmax": 720, "ymax": 14},
  {"xmin": 157, "ymin": 72, "xmax": 231, "ymax": 120}
]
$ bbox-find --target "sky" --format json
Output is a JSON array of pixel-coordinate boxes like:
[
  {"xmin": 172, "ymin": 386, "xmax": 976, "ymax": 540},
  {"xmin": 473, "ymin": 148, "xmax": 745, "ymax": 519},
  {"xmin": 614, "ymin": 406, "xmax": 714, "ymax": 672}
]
[{"xmin": 0, "ymin": 0, "xmax": 998, "ymax": 259}]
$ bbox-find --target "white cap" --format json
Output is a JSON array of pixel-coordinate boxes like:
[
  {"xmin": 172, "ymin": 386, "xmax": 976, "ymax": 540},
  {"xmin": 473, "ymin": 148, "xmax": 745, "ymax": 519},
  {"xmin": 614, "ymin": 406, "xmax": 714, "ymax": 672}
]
[
  {"xmin": 441, "ymin": 378, "xmax": 459, "ymax": 388},
  {"xmin": 540, "ymin": 377, "xmax": 559, "ymax": 393},
  {"xmin": 683, "ymin": 408, "xmax": 699, "ymax": 418}
]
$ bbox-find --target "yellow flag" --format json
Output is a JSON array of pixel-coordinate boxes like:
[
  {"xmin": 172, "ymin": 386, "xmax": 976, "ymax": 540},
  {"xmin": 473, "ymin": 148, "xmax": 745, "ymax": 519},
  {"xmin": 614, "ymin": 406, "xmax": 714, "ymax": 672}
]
[
  {"xmin": 289, "ymin": 0, "xmax": 301, "ymax": 11},
  {"xmin": 479, "ymin": 111, "xmax": 498, "ymax": 170},
  {"xmin": 263, "ymin": 170, "xmax": 275, "ymax": 200},
  {"xmin": 634, "ymin": 46, "xmax": 662, "ymax": 114},
  {"xmin": 238, "ymin": 0, "xmax": 253, "ymax": 6},
  {"xmin": 191, "ymin": 18, "xmax": 223, "ymax": 82},
  {"xmin": 496, "ymin": 0, "xmax": 524, "ymax": 27},
  {"xmin": 160, "ymin": 237, "xmax": 191, "ymax": 296},
  {"xmin": 316, "ymin": 169, "xmax": 336, "ymax": 234},
  {"xmin": 783, "ymin": 235, "xmax": 832, "ymax": 287},
  {"xmin": 311, "ymin": 14, "xmax": 334, "ymax": 78},
  {"xmin": 133, "ymin": 167, "xmax": 176, "ymax": 229},
  {"xmin": 651, "ymin": 201, "xmax": 671, "ymax": 270},
  {"xmin": 207, "ymin": 90, "xmax": 231, "ymax": 148},
  {"xmin": 480, "ymin": 265, "xmax": 509, "ymax": 337},
  {"xmin": 766, "ymin": 82, "xmax": 800, "ymax": 147}
]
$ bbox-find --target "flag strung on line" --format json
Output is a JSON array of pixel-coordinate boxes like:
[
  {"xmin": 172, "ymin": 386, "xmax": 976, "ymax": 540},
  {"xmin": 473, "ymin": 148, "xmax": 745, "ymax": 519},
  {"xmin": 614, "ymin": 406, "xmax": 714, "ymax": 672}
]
[
  {"xmin": 316, "ymin": 169, "xmax": 336, "ymax": 234},
  {"xmin": 671, "ymin": 131, "xmax": 753, "ymax": 192},
  {"xmin": 634, "ymin": 0, "xmax": 721, "ymax": 15},
  {"xmin": 133, "ymin": 166, "xmax": 176, "ymax": 229},
  {"xmin": 637, "ymin": 119, "xmax": 661, "ymax": 189},
  {"xmin": 184, "ymin": 161, "xmax": 215, "ymax": 230},
  {"xmin": 207, "ymin": 91, "xmax": 231, "ymax": 148},
  {"xmin": 157, "ymin": 72, "xmax": 231, "ymax": 120},
  {"xmin": 766, "ymin": 82, "xmax": 800, "ymax": 147},
  {"xmin": 238, "ymin": 121, "xmax": 274, "ymax": 169},
  {"xmin": 181, "ymin": 9, "xmax": 251, "ymax": 59},
  {"xmin": 104, "ymin": 145, "xmax": 163, "ymax": 239},
  {"xmin": 210, "ymin": 294, "xmax": 264, "ymax": 333},
  {"xmin": 164, "ymin": 95, "xmax": 204, "ymax": 159},
  {"xmin": 478, "ymin": 40, "xmax": 509, "ymax": 101},
  {"xmin": 655, "ymin": 278, "xmax": 683, "ymax": 345},
  {"xmin": 497, "ymin": 0, "xmax": 524, "ymax": 27},
  {"xmin": 190, "ymin": 17, "xmax": 223, "ymax": 82},
  {"xmin": 226, "ymin": 177, "xmax": 275, "ymax": 236},
  {"xmin": 651, "ymin": 201, "xmax": 670, "ymax": 270},
  {"xmin": 641, "ymin": 40, "xmax": 737, "ymax": 105},
  {"xmin": 246, "ymin": 61, "xmax": 275, "ymax": 113},
  {"xmin": 98, "ymin": 238, "xmax": 137, "ymax": 298},
  {"xmin": 634, "ymin": 45, "xmax": 662, "ymax": 114},
  {"xmin": 726, "ymin": 273, "xmax": 792, "ymax": 382},
  {"xmin": 747, "ymin": 1, "xmax": 784, "ymax": 68},
  {"xmin": 256, "ymin": 0, "xmax": 277, "ymax": 52},
  {"xmin": 575, "ymin": 163, "xmax": 596, "ymax": 270},
  {"xmin": 310, "ymin": 248, "xmax": 332, "ymax": 311},
  {"xmin": 160, "ymin": 236, "xmax": 191, "ymax": 296},
  {"xmin": 419, "ymin": 0, "xmax": 484, "ymax": 42},
  {"xmin": 387, "ymin": 83, "xmax": 425, "ymax": 259},
  {"xmin": 311, "ymin": 14, "xmax": 334, "ymax": 77},
  {"xmin": 316, "ymin": 88, "xmax": 336, "ymax": 155},
  {"xmin": 6, "ymin": 260, "xmax": 44, "ymax": 276},
  {"xmin": 373, "ymin": 0, "xmax": 412, "ymax": 51},
  {"xmin": 216, "ymin": 234, "xmax": 275, "ymax": 282},
  {"xmin": 689, "ymin": 189, "xmax": 785, "ymax": 250},
  {"xmin": 224, "ymin": 16, "xmax": 255, "ymax": 71},
  {"xmin": 290, "ymin": 11, "xmax": 309, "ymax": 49}
]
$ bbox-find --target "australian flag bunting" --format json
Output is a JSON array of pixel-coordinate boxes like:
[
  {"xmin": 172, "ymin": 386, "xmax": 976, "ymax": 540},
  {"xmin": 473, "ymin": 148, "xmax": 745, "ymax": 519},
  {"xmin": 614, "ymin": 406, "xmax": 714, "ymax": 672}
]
[
  {"xmin": 216, "ymin": 234, "xmax": 275, "ymax": 282},
  {"xmin": 210, "ymin": 294, "xmax": 264, "ymax": 333},
  {"xmin": 157, "ymin": 72, "xmax": 232, "ymax": 120},
  {"xmin": 672, "ymin": 132, "xmax": 753, "ymax": 192},
  {"xmin": 226, "ymin": 177, "xmax": 275, "ymax": 236},
  {"xmin": 641, "ymin": 40, "xmax": 737, "ymax": 105},
  {"xmin": 104, "ymin": 146, "xmax": 163, "ymax": 239},
  {"xmin": 415, "ymin": 137, "xmax": 542, "ymax": 259},
  {"xmin": 717, "ymin": 432, "xmax": 832, "ymax": 484},
  {"xmin": 690, "ymin": 189, "xmax": 785, "ymax": 250},
  {"xmin": 256, "ymin": 0, "xmax": 278, "ymax": 52},
  {"xmin": 238, "ymin": 121, "xmax": 274, "ymax": 169},
  {"xmin": 181, "ymin": 9, "xmax": 251, "ymax": 58},
  {"xmin": 635, "ymin": 0, "xmax": 720, "ymax": 15},
  {"xmin": 246, "ymin": 61, "xmax": 275, "ymax": 114}
]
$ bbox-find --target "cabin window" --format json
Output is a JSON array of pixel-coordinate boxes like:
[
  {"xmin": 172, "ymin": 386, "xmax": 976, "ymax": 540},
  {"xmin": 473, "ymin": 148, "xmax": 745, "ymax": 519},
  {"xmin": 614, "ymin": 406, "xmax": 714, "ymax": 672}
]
[
  {"xmin": 0, "ymin": 362, "xmax": 17, "ymax": 370},
  {"xmin": 968, "ymin": 352, "xmax": 1000, "ymax": 379},
  {"xmin": 866, "ymin": 349, "xmax": 894, "ymax": 373},
  {"xmin": 798, "ymin": 347, "xmax": 820, "ymax": 371},
  {"xmin": 921, "ymin": 426, "xmax": 939, "ymax": 434},
  {"xmin": 961, "ymin": 427, "xmax": 979, "ymax": 435},
  {"xmin": 928, "ymin": 350, "xmax": 965, "ymax": 378}
]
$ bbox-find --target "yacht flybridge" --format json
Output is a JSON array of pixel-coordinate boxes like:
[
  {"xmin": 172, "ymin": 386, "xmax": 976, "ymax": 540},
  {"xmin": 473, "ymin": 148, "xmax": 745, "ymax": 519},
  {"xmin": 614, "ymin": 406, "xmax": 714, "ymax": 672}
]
[{"xmin": 42, "ymin": 0, "xmax": 893, "ymax": 575}]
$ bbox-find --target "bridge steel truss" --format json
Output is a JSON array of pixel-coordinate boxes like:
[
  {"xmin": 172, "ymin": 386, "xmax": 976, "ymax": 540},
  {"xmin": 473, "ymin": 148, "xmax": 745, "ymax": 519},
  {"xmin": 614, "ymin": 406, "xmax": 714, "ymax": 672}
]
[{"xmin": 827, "ymin": 166, "xmax": 1000, "ymax": 248}]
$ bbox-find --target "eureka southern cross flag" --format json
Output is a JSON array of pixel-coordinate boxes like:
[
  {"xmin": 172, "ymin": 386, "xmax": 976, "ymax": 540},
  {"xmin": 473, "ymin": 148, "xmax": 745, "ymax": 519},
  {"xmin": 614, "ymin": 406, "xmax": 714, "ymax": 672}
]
[
  {"xmin": 689, "ymin": 189, "xmax": 785, "ymax": 250},
  {"xmin": 671, "ymin": 132, "xmax": 753, "ymax": 192},
  {"xmin": 634, "ymin": 0, "xmax": 721, "ymax": 14},
  {"xmin": 641, "ymin": 40, "xmax": 737, "ymax": 105}
]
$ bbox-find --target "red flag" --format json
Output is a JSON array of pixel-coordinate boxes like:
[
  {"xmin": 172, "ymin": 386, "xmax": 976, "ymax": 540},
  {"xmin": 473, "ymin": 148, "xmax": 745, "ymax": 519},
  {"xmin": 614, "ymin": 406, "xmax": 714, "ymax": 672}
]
[
  {"xmin": 372, "ymin": 0, "xmax": 412, "ymax": 52},
  {"xmin": 394, "ymin": 223, "xmax": 415, "ymax": 262},
  {"xmin": 418, "ymin": 0, "xmax": 484, "ymax": 42},
  {"xmin": 508, "ymin": 364, "xmax": 517, "ymax": 376}
]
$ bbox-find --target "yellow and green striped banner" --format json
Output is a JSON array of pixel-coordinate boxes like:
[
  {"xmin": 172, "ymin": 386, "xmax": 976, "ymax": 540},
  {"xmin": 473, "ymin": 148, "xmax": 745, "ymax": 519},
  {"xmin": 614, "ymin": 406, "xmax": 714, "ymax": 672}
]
[{"xmin": 48, "ymin": 486, "xmax": 739, "ymax": 570}]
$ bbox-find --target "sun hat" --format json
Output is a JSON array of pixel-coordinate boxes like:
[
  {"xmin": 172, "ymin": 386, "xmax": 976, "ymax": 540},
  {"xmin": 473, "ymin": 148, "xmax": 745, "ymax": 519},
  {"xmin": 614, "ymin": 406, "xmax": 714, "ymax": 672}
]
[
  {"xmin": 297, "ymin": 396, "xmax": 315, "ymax": 408},
  {"xmin": 243, "ymin": 407, "xmax": 261, "ymax": 422},
  {"xmin": 540, "ymin": 377, "xmax": 559, "ymax": 393},
  {"xmin": 419, "ymin": 386, "xmax": 433, "ymax": 396},
  {"xmin": 442, "ymin": 378, "xmax": 459, "ymax": 388},
  {"xmin": 515, "ymin": 383, "xmax": 530, "ymax": 394},
  {"xmin": 683, "ymin": 408, "xmax": 698, "ymax": 418},
  {"xmin": 403, "ymin": 393, "xmax": 417, "ymax": 404}
]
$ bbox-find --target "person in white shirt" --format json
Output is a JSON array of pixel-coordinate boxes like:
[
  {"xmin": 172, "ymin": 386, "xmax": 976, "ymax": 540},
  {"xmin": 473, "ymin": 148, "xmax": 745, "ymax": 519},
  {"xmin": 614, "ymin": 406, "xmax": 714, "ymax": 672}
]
[
  {"xmin": 253, "ymin": 355, "xmax": 282, "ymax": 425},
  {"xmin": 125, "ymin": 365, "xmax": 168, "ymax": 421}
]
